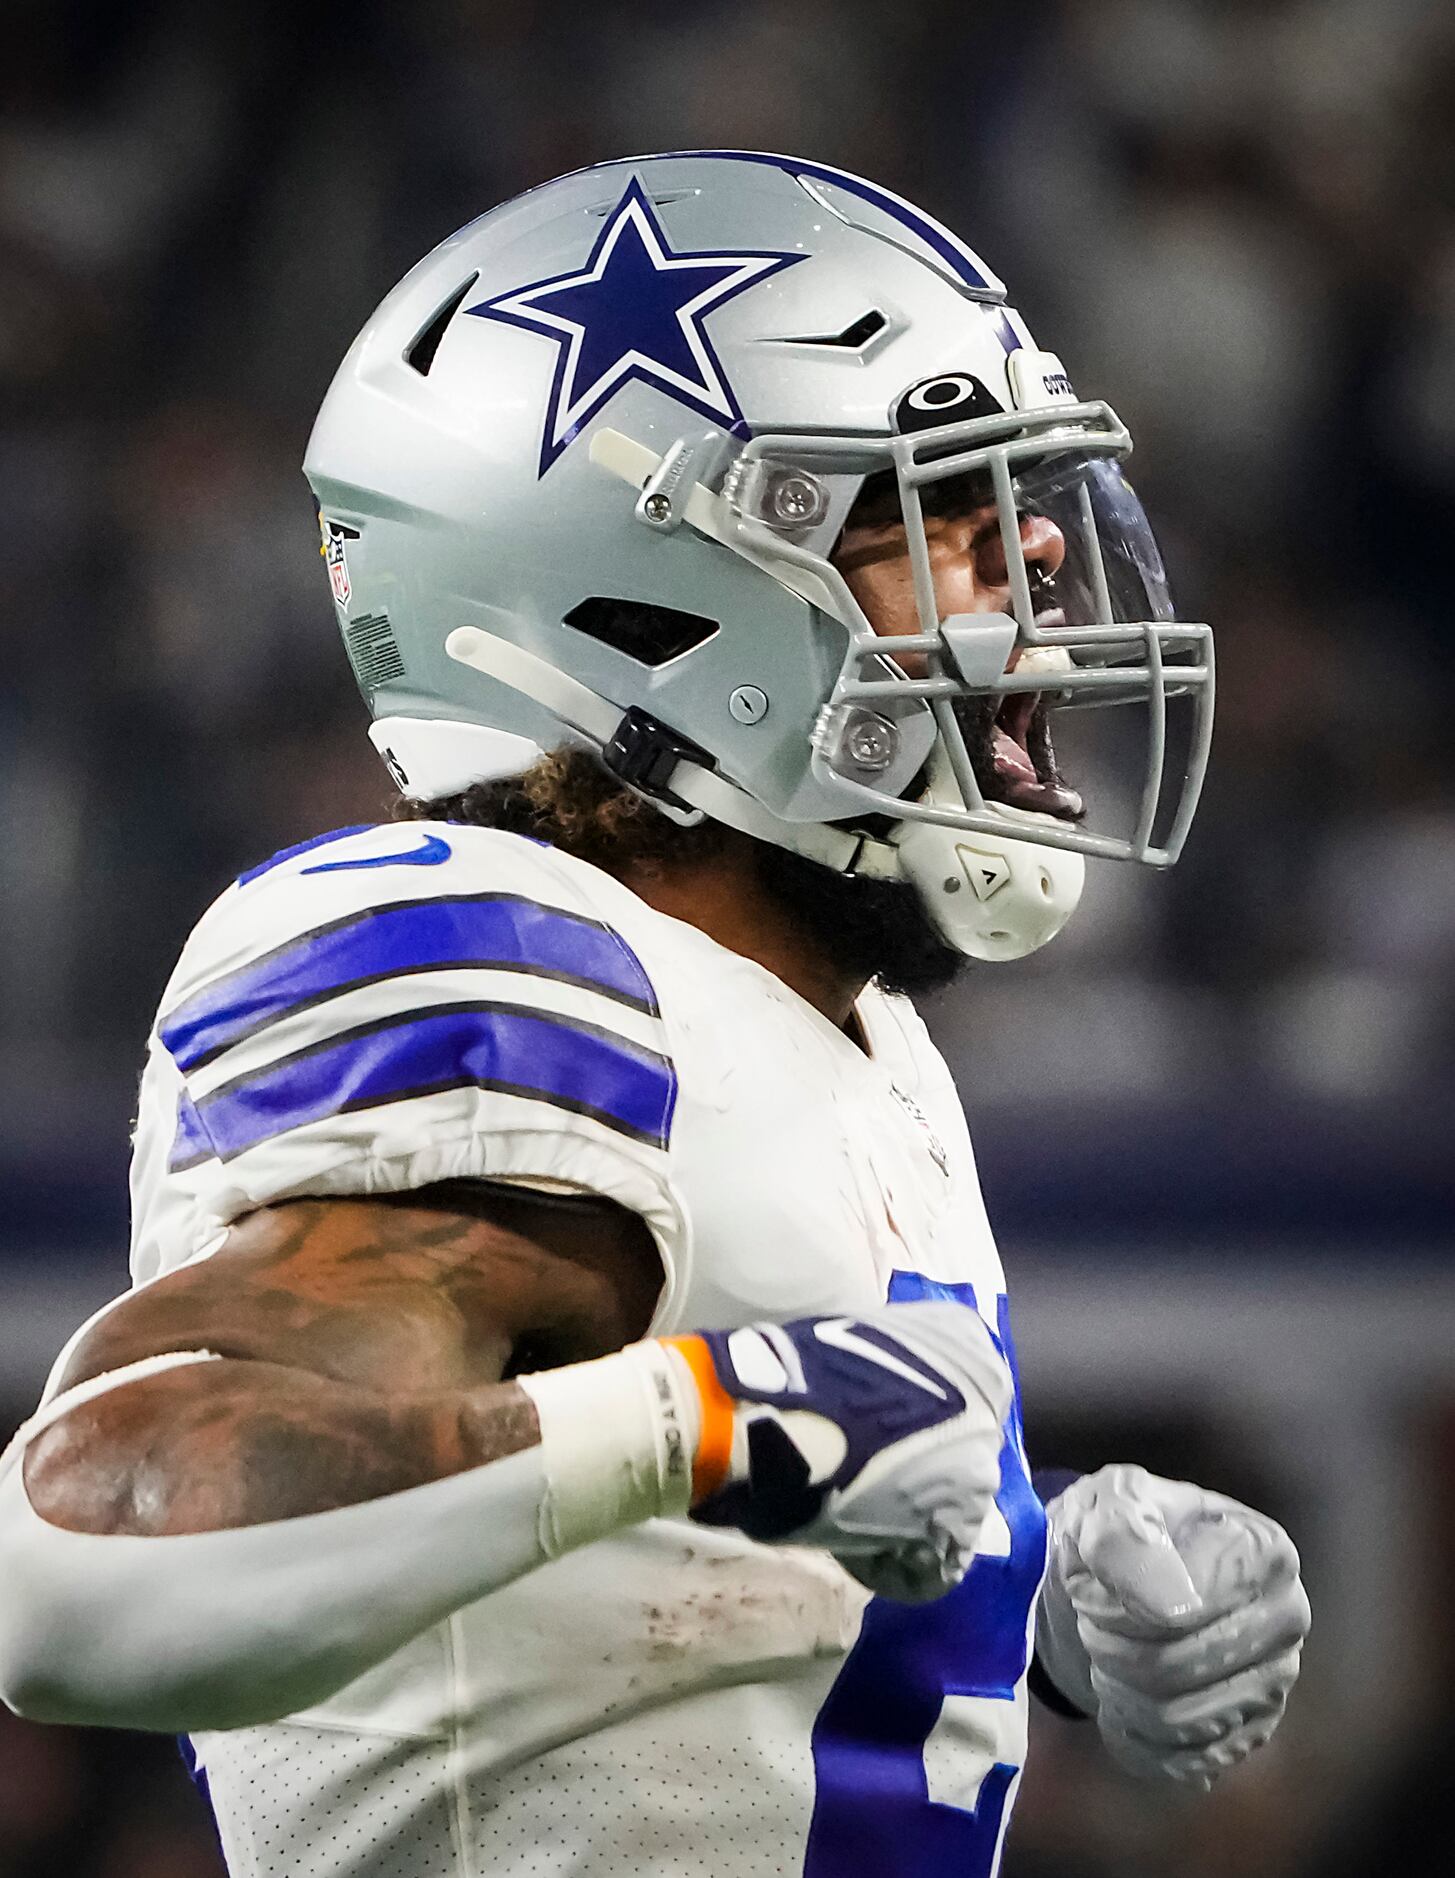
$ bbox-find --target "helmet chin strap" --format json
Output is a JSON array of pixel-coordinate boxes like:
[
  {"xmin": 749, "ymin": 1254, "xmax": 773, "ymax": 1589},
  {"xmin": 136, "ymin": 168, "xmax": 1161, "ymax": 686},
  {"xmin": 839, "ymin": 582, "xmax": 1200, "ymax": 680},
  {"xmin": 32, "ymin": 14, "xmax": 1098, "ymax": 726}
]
[
  {"xmin": 427, "ymin": 626, "xmax": 1080, "ymax": 962},
  {"xmin": 440, "ymin": 628, "xmax": 865, "ymax": 870},
  {"xmin": 874, "ymin": 749, "xmax": 1086, "ymax": 962}
]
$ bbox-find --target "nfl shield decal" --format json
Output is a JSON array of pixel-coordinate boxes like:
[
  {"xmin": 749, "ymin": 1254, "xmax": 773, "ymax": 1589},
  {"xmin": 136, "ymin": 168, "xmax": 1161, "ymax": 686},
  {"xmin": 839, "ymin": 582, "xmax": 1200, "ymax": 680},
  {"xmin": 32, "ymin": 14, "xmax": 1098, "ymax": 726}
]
[{"xmin": 320, "ymin": 517, "xmax": 359, "ymax": 607}]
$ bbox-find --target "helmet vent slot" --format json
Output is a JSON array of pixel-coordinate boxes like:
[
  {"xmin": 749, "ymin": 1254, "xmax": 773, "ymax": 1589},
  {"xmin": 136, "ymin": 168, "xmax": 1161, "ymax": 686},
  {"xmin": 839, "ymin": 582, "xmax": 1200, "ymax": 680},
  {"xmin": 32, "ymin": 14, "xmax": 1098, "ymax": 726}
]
[
  {"xmin": 344, "ymin": 611, "xmax": 406, "ymax": 692},
  {"xmin": 563, "ymin": 597, "xmax": 718, "ymax": 667},
  {"xmin": 405, "ymin": 275, "xmax": 478, "ymax": 377},
  {"xmin": 773, "ymin": 309, "xmax": 887, "ymax": 350}
]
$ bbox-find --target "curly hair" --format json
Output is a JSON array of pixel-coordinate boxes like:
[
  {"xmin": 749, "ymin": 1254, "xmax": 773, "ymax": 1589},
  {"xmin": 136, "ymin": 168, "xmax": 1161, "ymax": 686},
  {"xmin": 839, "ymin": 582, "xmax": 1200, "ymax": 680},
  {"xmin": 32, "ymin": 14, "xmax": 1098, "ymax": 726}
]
[
  {"xmin": 394, "ymin": 746, "xmax": 729, "ymax": 875},
  {"xmin": 395, "ymin": 745, "xmax": 965, "ymax": 996}
]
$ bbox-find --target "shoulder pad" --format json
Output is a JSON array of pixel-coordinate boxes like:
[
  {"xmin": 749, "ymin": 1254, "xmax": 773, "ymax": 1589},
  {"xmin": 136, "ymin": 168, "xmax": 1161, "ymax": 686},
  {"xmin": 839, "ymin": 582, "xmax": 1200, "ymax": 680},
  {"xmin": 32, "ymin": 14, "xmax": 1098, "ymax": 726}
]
[{"xmin": 156, "ymin": 824, "xmax": 675, "ymax": 1179}]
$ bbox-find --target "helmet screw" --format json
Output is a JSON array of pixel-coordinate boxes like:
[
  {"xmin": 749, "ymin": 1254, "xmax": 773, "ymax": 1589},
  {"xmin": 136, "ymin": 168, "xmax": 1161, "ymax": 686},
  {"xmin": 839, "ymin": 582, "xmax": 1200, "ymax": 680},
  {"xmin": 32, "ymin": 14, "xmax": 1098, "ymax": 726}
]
[
  {"xmin": 842, "ymin": 709, "xmax": 899, "ymax": 772},
  {"xmin": 729, "ymin": 685, "xmax": 769, "ymax": 725},
  {"xmin": 642, "ymin": 492, "xmax": 672, "ymax": 524},
  {"xmin": 768, "ymin": 471, "xmax": 827, "ymax": 527}
]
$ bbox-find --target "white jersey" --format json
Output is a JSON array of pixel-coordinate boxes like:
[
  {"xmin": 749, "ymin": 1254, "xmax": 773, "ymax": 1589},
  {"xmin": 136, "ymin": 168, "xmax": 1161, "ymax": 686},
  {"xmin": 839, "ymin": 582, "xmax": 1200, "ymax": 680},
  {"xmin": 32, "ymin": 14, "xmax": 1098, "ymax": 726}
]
[{"xmin": 125, "ymin": 821, "xmax": 1048, "ymax": 1878}]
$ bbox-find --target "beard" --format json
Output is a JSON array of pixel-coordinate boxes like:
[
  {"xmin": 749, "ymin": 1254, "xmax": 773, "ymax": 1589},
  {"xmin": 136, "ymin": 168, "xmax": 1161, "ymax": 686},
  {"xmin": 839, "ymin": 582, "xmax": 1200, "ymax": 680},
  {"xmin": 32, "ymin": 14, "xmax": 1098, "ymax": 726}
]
[
  {"xmin": 754, "ymin": 839, "xmax": 968, "ymax": 999},
  {"xmin": 746, "ymin": 697, "xmax": 1079, "ymax": 1003}
]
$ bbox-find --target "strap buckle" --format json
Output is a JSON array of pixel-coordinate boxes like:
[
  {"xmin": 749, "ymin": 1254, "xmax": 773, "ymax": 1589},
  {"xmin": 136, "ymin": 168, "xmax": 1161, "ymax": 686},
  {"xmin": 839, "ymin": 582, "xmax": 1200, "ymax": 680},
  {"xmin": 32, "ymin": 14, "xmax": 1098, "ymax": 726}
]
[{"xmin": 602, "ymin": 707, "xmax": 713, "ymax": 821}]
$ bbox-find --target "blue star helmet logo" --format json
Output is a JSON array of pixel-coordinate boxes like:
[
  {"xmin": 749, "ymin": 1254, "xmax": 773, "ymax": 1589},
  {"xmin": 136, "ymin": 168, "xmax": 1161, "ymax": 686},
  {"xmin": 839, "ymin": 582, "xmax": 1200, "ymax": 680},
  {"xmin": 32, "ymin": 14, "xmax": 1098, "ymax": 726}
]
[{"xmin": 467, "ymin": 177, "xmax": 804, "ymax": 477}]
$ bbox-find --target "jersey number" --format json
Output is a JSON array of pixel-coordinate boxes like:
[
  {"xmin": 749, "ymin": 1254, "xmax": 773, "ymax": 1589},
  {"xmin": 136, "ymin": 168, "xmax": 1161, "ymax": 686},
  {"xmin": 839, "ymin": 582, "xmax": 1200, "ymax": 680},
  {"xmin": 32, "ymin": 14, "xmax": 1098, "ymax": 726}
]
[{"xmin": 803, "ymin": 1275, "xmax": 1047, "ymax": 1878}]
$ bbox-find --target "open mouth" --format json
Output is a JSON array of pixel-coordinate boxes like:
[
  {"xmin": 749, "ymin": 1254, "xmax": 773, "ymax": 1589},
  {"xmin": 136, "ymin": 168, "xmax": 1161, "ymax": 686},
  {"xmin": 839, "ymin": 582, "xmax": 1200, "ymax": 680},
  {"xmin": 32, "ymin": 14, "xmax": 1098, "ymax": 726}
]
[
  {"xmin": 969, "ymin": 581, "xmax": 1083, "ymax": 820},
  {"xmin": 955, "ymin": 686, "xmax": 1084, "ymax": 822},
  {"xmin": 990, "ymin": 696, "xmax": 1083, "ymax": 819}
]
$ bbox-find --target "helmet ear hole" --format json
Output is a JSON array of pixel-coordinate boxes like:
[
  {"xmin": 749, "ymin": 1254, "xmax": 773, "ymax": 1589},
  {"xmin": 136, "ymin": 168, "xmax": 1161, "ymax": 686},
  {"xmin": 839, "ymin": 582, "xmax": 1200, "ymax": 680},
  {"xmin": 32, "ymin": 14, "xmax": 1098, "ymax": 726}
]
[{"xmin": 563, "ymin": 597, "xmax": 719, "ymax": 667}]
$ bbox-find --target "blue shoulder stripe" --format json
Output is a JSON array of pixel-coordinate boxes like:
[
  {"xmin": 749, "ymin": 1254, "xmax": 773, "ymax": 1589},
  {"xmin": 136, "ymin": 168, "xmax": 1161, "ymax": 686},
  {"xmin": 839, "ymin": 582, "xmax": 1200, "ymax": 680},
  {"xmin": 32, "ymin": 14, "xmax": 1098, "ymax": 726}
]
[
  {"xmin": 168, "ymin": 1001, "xmax": 676, "ymax": 1168},
  {"xmin": 162, "ymin": 894, "xmax": 658, "ymax": 1073},
  {"xmin": 170, "ymin": 1091, "xmax": 212, "ymax": 1168}
]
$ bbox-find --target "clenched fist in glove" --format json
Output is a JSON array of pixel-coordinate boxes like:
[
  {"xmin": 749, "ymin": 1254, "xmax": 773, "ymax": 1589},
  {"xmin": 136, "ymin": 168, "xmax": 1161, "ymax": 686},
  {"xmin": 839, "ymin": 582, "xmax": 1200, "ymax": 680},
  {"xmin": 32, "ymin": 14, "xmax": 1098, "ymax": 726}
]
[
  {"xmin": 1036, "ymin": 1465, "xmax": 1311, "ymax": 1788},
  {"xmin": 673, "ymin": 1301, "xmax": 1012, "ymax": 1603}
]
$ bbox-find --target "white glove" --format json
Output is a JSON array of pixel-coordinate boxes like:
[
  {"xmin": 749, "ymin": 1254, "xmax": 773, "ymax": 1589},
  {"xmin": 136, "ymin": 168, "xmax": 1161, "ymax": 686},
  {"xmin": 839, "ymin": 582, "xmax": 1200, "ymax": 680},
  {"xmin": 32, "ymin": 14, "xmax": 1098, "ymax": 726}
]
[{"xmin": 1037, "ymin": 1464, "xmax": 1311, "ymax": 1788}]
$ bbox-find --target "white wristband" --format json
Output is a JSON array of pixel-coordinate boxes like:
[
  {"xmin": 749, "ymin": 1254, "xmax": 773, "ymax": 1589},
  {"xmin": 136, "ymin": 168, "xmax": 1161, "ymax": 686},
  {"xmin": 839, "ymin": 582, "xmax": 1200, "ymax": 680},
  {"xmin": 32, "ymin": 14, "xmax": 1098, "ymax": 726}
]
[{"xmin": 517, "ymin": 1341, "xmax": 698, "ymax": 1556}]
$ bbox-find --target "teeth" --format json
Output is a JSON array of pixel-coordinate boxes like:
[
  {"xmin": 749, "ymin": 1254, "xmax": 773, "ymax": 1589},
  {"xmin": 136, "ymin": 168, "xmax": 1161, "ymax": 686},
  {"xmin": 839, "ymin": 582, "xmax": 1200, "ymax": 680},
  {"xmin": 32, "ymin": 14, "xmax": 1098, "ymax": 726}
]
[{"xmin": 1015, "ymin": 646, "xmax": 1074, "ymax": 677}]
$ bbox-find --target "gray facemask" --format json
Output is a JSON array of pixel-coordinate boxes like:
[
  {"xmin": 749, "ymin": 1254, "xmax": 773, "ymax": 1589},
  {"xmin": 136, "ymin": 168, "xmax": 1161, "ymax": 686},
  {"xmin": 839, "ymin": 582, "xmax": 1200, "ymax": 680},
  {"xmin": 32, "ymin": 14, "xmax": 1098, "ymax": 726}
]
[{"xmin": 306, "ymin": 151, "xmax": 1212, "ymax": 960}]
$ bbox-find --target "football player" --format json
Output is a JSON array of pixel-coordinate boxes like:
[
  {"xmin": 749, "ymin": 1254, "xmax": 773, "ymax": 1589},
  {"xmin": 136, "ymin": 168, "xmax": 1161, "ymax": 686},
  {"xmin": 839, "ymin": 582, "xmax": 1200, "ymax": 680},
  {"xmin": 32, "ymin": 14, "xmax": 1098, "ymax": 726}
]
[{"xmin": 0, "ymin": 152, "xmax": 1309, "ymax": 1878}]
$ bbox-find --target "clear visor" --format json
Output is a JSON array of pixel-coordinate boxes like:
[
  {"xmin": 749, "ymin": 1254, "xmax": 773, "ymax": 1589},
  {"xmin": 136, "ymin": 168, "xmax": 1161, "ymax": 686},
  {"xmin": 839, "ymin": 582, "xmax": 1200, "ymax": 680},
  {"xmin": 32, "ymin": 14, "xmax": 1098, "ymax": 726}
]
[
  {"xmin": 1013, "ymin": 452, "xmax": 1175, "ymax": 630},
  {"xmin": 723, "ymin": 400, "xmax": 1214, "ymax": 867}
]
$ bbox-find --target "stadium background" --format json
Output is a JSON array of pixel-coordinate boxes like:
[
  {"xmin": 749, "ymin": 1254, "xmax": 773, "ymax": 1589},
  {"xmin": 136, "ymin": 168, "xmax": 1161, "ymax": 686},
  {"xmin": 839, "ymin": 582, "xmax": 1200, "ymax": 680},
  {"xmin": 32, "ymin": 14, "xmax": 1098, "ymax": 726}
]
[{"xmin": 3, "ymin": 0, "xmax": 1453, "ymax": 1871}]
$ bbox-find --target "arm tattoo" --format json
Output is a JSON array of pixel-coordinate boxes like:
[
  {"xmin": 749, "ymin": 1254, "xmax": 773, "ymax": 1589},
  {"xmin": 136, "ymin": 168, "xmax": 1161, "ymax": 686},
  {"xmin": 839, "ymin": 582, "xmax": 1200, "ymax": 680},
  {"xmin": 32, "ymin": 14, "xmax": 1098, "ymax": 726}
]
[
  {"xmin": 25, "ymin": 1359, "xmax": 541, "ymax": 1537},
  {"xmin": 54, "ymin": 1192, "xmax": 660, "ymax": 1397},
  {"xmin": 24, "ymin": 1185, "xmax": 659, "ymax": 1538}
]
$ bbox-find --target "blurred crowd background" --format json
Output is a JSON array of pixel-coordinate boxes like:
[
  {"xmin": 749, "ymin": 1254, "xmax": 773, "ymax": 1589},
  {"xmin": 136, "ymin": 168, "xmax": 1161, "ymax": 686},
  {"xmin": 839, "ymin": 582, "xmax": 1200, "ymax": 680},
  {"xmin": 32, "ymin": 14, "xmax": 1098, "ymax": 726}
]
[{"xmin": 2, "ymin": 1, "xmax": 1452, "ymax": 1874}]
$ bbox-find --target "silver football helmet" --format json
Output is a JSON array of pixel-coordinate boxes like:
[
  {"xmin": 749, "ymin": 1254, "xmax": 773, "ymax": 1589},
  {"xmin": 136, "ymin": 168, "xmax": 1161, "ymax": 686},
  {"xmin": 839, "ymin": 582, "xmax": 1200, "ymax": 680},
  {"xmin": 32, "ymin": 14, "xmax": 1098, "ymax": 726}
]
[{"xmin": 305, "ymin": 150, "xmax": 1212, "ymax": 961}]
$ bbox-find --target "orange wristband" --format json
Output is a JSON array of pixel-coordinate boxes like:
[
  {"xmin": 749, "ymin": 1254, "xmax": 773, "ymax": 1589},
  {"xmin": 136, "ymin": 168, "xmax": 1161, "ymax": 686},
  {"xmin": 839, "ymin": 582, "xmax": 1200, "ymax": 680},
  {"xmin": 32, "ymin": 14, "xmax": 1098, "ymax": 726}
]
[{"xmin": 662, "ymin": 1335, "xmax": 736, "ymax": 1503}]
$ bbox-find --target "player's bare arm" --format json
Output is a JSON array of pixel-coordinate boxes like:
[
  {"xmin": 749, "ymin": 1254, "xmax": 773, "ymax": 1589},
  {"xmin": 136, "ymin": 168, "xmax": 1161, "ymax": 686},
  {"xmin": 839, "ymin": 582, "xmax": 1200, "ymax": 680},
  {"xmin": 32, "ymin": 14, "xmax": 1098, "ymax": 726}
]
[
  {"xmin": 23, "ymin": 1186, "xmax": 662, "ymax": 1536},
  {"xmin": 2, "ymin": 1175, "xmax": 1012, "ymax": 1733}
]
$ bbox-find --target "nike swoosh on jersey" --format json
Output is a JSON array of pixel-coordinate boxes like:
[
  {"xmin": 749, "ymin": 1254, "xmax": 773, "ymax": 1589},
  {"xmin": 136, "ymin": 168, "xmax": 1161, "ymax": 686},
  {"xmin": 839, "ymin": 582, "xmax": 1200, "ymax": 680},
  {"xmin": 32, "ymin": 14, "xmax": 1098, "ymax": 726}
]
[{"xmin": 301, "ymin": 833, "xmax": 452, "ymax": 874}]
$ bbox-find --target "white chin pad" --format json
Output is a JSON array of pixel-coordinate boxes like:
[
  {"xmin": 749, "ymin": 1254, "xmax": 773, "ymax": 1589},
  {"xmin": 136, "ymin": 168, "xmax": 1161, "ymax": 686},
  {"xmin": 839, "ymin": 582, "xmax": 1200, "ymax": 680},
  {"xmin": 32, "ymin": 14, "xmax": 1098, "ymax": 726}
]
[
  {"xmin": 895, "ymin": 810, "xmax": 1086, "ymax": 961},
  {"xmin": 370, "ymin": 717, "xmax": 545, "ymax": 799}
]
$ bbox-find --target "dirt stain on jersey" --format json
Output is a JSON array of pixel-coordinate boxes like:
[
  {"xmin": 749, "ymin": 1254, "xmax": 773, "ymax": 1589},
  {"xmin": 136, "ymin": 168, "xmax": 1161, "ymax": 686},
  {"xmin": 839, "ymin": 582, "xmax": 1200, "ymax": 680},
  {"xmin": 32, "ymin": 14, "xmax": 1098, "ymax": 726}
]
[{"xmin": 641, "ymin": 1546, "xmax": 868, "ymax": 1665}]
